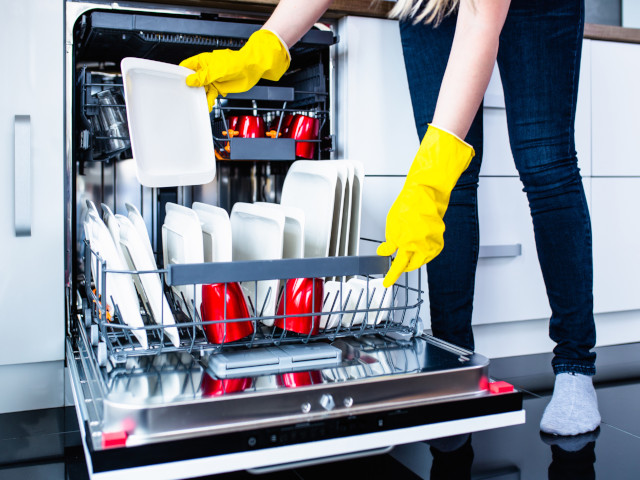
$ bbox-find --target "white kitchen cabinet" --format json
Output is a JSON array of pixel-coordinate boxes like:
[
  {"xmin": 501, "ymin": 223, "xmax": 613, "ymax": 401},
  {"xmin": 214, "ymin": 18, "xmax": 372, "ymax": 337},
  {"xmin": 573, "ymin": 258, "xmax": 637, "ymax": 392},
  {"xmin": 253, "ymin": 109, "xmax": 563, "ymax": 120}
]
[
  {"xmin": 481, "ymin": 108, "xmax": 518, "ymax": 177},
  {"xmin": 575, "ymin": 39, "xmax": 592, "ymax": 178},
  {"xmin": 591, "ymin": 40, "xmax": 640, "ymax": 176},
  {"xmin": 473, "ymin": 178, "xmax": 550, "ymax": 325},
  {"xmin": 592, "ymin": 178, "xmax": 640, "ymax": 313},
  {"xmin": 359, "ymin": 176, "xmax": 403, "ymax": 245},
  {"xmin": 336, "ymin": 16, "xmax": 419, "ymax": 175},
  {"xmin": 484, "ymin": 64, "xmax": 506, "ymax": 109},
  {"xmin": 0, "ymin": 1, "xmax": 64, "ymax": 367}
]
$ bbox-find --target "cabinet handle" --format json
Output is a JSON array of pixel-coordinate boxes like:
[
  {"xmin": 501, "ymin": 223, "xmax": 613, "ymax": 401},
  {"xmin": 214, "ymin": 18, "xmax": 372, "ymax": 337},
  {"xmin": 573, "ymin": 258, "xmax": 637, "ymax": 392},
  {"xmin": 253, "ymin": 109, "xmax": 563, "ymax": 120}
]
[
  {"xmin": 14, "ymin": 115, "xmax": 31, "ymax": 237},
  {"xmin": 479, "ymin": 244, "xmax": 522, "ymax": 258}
]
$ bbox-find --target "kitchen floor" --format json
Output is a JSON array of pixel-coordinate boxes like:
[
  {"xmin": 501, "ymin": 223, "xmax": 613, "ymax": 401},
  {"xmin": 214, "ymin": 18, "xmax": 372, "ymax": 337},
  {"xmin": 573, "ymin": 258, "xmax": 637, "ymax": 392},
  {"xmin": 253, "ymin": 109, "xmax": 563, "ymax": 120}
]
[{"xmin": 2, "ymin": 342, "xmax": 640, "ymax": 479}]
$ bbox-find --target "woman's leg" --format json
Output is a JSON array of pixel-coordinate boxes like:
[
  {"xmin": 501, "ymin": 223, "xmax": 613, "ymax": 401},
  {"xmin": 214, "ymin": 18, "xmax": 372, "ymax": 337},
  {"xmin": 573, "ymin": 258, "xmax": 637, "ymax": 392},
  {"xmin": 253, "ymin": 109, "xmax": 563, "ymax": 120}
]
[
  {"xmin": 400, "ymin": 15, "xmax": 483, "ymax": 352},
  {"xmin": 497, "ymin": 0, "xmax": 599, "ymax": 434}
]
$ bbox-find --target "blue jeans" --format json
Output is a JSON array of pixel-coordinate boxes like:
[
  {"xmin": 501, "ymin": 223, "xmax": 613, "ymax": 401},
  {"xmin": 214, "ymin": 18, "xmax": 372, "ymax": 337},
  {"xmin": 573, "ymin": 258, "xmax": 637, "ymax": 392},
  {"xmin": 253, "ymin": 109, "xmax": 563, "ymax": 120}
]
[{"xmin": 400, "ymin": 0, "xmax": 595, "ymax": 375}]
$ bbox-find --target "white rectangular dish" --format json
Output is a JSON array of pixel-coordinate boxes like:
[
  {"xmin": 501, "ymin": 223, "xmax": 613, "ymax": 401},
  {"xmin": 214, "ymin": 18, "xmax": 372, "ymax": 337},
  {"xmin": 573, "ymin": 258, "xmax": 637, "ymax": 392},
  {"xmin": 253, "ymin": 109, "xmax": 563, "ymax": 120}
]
[{"xmin": 121, "ymin": 57, "xmax": 216, "ymax": 188}]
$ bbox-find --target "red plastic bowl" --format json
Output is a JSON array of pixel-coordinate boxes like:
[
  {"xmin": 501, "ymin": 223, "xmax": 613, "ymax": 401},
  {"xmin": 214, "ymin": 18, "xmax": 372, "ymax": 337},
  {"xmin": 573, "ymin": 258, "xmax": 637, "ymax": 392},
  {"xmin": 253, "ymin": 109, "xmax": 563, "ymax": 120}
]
[
  {"xmin": 288, "ymin": 115, "xmax": 320, "ymax": 159},
  {"xmin": 275, "ymin": 277, "xmax": 324, "ymax": 335},
  {"xmin": 277, "ymin": 370, "xmax": 323, "ymax": 388},
  {"xmin": 236, "ymin": 115, "xmax": 266, "ymax": 138},
  {"xmin": 202, "ymin": 373, "xmax": 253, "ymax": 397},
  {"xmin": 201, "ymin": 282, "xmax": 254, "ymax": 344}
]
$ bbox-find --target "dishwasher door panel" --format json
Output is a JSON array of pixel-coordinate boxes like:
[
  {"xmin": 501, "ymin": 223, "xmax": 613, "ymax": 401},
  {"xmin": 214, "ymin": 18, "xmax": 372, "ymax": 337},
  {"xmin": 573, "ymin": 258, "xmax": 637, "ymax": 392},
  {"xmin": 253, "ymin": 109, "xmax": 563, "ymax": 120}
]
[{"xmin": 67, "ymin": 328, "xmax": 524, "ymax": 479}]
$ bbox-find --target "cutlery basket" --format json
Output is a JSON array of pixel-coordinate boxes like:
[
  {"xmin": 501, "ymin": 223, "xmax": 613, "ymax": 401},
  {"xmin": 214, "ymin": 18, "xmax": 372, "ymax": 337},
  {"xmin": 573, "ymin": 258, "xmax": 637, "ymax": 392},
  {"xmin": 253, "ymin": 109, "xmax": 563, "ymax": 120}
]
[{"xmin": 81, "ymin": 242, "xmax": 423, "ymax": 366}]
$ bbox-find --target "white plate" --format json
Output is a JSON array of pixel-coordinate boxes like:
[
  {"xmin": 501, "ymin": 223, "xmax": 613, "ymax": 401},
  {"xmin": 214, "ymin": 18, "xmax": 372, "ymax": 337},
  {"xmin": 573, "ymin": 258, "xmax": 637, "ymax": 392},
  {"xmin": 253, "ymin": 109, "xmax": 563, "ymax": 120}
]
[
  {"xmin": 192, "ymin": 202, "xmax": 232, "ymax": 262},
  {"xmin": 86, "ymin": 199, "xmax": 99, "ymax": 217},
  {"xmin": 341, "ymin": 277, "xmax": 369, "ymax": 327},
  {"xmin": 121, "ymin": 57, "xmax": 215, "ymax": 188},
  {"xmin": 125, "ymin": 202, "xmax": 155, "ymax": 265},
  {"xmin": 230, "ymin": 203, "xmax": 285, "ymax": 323},
  {"xmin": 320, "ymin": 280, "xmax": 347, "ymax": 329},
  {"xmin": 102, "ymin": 204, "xmax": 147, "ymax": 309},
  {"xmin": 162, "ymin": 203, "xmax": 204, "ymax": 320},
  {"xmin": 339, "ymin": 162, "xmax": 354, "ymax": 257},
  {"xmin": 255, "ymin": 202, "xmax": 305, "ymax": 259},
  {"xmin": 84, "ymin": 210, "xmax": 148, "ymax": 349},
  {"xmin": 365, "ymin": 278, "xmax": 393, "ymax": 325},
  {"xmin": 326, "ymin": 161, "xmax": 347, "ymax": 257},
  {"xmin": 118, "ymin": 214, "xmax": 180, "ymax": 347},
  {"xmin": 347, "ymin": 160, "xmax": 364, "ymax": 256},
  {"xmin": 281, "ymin": 161, "xmax": 337, "ymax": 258}
]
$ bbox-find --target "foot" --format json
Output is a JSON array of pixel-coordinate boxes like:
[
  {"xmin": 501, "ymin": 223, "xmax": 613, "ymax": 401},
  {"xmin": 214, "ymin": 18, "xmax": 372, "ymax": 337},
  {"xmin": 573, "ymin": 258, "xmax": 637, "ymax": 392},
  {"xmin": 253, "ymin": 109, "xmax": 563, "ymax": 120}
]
[{"xmin": 540, "ymin": 372, "xmax": 601, "ymax": 436}]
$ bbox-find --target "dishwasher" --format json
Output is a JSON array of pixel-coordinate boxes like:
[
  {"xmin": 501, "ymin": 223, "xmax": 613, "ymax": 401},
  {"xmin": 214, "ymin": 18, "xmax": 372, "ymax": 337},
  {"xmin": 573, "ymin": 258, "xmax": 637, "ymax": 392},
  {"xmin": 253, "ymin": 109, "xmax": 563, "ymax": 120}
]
[{"xmin": 64, "ymin": 3, "xmax": 525, "ymax": 479}]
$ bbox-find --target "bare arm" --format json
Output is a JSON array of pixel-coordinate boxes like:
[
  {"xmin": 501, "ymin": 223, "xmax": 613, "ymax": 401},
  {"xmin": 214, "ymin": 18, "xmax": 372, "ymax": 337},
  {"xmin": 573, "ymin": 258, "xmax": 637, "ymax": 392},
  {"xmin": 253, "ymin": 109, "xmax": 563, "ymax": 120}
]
[
  {"xmin": 432, "ymin": 0, "xmax": 511, "ymax": 139},
  {"xmin": 263, "ymin": 0, "xmax": 335, "ymax": 47}
]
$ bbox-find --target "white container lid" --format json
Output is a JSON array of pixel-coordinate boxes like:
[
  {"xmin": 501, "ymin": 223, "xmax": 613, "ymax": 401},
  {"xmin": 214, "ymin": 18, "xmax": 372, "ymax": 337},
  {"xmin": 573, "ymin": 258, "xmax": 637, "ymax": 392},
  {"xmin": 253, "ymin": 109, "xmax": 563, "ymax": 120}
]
[{"xmin": 121, "ymin": 57, "xmax": 216, "ymax": 187}]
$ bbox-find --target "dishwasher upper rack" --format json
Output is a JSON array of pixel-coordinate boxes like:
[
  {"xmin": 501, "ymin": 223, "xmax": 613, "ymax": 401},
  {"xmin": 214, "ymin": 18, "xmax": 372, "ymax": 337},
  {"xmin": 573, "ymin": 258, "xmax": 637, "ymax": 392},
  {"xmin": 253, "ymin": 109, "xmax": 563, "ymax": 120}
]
[
  {"xmin": 82, "ymin": 242, "xmax": 423, "ymax": 365},
  {"xmin": 211, "ymin": 84, "xmax": 330, "ymax": 162}
]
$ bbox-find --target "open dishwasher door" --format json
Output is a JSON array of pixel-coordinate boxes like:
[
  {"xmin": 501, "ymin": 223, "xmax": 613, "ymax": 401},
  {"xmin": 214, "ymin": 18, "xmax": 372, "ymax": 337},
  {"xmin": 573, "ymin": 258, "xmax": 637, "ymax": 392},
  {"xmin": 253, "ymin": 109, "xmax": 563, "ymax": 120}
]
[
  {"xmin": 67, "ymin": 328, "xmax": 523, "ymax": 479},
  {"xmin": 67, "ymin": 254, "xmax": 524, "ymax": 480}
]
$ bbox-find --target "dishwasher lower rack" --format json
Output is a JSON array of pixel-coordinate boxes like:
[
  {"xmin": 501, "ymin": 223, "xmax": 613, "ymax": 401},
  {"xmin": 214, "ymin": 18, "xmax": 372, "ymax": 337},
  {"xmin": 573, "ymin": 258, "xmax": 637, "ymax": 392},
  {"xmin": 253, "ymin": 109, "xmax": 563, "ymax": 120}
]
[
  {"xmin": 81, "ymin": 242, "xmax": 423, "ymax": 365},
  {"xmin": 67, "ymin": 327, "xmax": 521, "ymax": 457}
]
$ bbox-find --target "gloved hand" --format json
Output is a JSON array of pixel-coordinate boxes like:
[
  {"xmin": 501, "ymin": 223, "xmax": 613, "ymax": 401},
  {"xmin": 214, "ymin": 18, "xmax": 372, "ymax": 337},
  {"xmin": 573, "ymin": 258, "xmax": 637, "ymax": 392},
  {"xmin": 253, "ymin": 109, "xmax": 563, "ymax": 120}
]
[
  {"xmin": 179, "ymin": 29, "xmax": 290, "ymax": 111},
  {"xmin": 377, "ymin": 124, "xmax": 475, "ymax": 287}
]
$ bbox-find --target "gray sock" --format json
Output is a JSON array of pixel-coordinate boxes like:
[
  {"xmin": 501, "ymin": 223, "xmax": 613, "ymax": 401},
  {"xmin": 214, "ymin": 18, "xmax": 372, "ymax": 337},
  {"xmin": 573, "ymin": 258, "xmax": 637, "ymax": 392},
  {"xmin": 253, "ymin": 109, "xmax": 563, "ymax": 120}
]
[{"xmin": 540, "ymin": 372, "xmax": 601, "ymax": 436}]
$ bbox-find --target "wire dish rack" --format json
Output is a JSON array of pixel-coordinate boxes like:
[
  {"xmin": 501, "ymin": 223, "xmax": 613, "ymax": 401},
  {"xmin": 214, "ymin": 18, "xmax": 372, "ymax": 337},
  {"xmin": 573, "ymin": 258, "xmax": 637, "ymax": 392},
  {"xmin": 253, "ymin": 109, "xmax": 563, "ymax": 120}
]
[
  {"xmin": 99, "ymin": 336, "xmax": 431, "ymax": 402},
  {"xmin": 82, "ymin": 242, "xmax": 423, "ymax": 366},
  {"xmin": 211, "ymin": 83, "xmax": 330, "ymax": 162},
  {"xmin": 77, "ymin": 71, "xmax": 330, "ymax": 164}
]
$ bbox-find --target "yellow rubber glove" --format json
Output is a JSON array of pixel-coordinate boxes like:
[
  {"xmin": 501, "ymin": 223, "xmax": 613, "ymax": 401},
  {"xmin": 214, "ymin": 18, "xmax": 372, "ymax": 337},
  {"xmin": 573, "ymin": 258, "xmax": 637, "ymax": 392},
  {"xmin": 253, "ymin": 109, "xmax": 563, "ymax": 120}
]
[
  {"xmin": 179, "ymin": 29, "xmax": 291, "ymax": 111},
  {"xmin": 377, "ymin": 124, "xmax": 475, "ymax": 288}
]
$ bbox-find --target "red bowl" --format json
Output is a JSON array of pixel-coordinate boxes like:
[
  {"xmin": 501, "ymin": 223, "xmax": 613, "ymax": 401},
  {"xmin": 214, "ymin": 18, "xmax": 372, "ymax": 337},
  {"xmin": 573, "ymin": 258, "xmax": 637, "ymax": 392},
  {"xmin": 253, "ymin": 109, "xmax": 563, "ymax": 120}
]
[
  {"xmin": 288, "ymin": 115, "xmax": 320, "ymax": 159},
  {"xmin": 277, "ymin": 370, "xmax": 323, "ymax": 388},
  {"xmin": 202, "ymin": 373, "xmax": 253, "ymax": 397},
  {"xmin": 275, "ymin": 277, "xmax": 323, "ymax": 335},
  {"xmin": 237, "ymin": 115, "xmax": 266, "ymax": 138},
  {"xmin": 201, "ymin": 282, "xmax": 254, "ymax": 344},
  {"xmin": 227, "ymin": 115, "xmax": 239, "ymax": 132}
]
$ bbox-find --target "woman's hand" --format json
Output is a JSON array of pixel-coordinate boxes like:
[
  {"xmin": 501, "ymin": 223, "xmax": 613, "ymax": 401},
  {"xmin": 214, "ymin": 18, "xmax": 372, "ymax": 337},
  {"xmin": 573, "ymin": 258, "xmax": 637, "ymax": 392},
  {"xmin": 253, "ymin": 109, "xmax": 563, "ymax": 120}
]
[
  {"xmin": 179, "ymin": 29, "xmax": 290, "ymax": 111},
  {"xmin": 377, "ymin": 125, "xmax": 475, "ymax": 287},
  {"xmin": 179, "ymin": 0, "xmax": 334, "ymax": 111}
]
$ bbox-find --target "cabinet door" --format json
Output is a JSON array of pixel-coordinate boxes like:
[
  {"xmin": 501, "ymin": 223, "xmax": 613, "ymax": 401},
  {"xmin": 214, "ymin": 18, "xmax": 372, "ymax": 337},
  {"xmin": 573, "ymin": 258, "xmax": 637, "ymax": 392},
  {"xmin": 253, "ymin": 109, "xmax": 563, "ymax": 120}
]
[
  {"xmin": 336, "ymin": 16, "xmax": 419, "ymax": 175},
  {"xmin": 592, "ymin": 178, "xmax": 640, "ymax": 313},
  {"xmin": 591, "ymin": 40, "xmax": 640, "ymax": 176},
  {"xmin": 473, "ymin": 178, "xmax": 551, "ymax": 325},
  {"xmin": 0, "ymin": 1, "xmax": 64, "ymax": 365}
]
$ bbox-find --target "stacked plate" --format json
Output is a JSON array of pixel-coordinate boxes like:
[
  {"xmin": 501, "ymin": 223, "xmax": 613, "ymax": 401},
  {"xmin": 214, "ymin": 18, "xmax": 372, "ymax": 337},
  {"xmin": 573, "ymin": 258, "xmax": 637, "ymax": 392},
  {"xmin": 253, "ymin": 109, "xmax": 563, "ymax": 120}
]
[{"xmin": 280, "ymin": 160, "xmax": 364, "ymax": 259}]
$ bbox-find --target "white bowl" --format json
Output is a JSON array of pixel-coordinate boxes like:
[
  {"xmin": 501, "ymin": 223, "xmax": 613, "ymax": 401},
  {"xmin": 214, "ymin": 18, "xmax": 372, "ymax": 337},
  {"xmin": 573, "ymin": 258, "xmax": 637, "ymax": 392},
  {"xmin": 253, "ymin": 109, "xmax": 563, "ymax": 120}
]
[
  {"xmin": 230, "ymin": 203, "xmax": 285, "ymax": 322},
  {"xmin": 255, "ymin": 202, "xmax": 305, "ymax": 259},
  {"xmin": 281, "ymin": 161, "xmax": 337, "ymax": 258},
  {"xmin": 192, "ymin": 202, "xmax": 233, "ymax": 263},
  {"xmin": 162, "ymin": 203, "xmax": 204, "ymax": 321}
]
